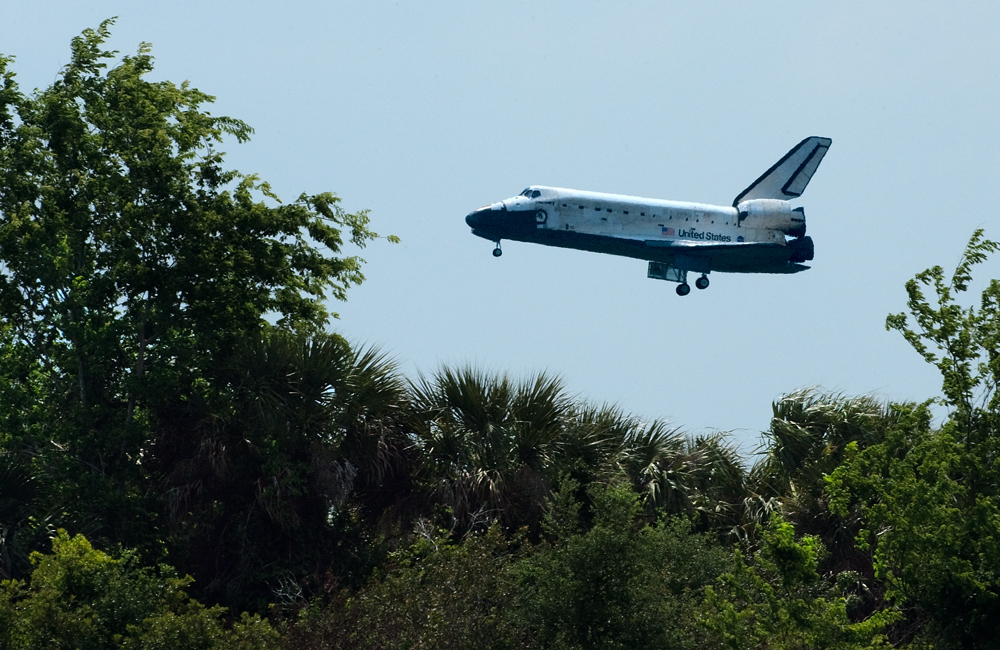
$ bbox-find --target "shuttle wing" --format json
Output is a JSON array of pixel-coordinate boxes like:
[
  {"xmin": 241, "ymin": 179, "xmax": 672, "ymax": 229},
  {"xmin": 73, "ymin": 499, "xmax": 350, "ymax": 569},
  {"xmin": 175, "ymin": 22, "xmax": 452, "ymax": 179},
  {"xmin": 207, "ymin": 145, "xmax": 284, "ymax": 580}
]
[
  {"xmin": 643, "ymin": 238, "xmax": 807, "ymax": 273},
  {"xmin": 732, "ymin": 136, "xmax": 832, "ymax": 205},
  {"xmin": 643, "ymin": 239, "xmax": 784, "ymax": 251}
]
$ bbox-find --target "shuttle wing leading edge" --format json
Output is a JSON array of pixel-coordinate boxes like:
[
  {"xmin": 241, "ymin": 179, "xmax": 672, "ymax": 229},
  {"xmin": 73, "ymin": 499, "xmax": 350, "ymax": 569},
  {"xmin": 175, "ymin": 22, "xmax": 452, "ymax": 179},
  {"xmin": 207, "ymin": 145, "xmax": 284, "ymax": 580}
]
[{"xmin": 732, "ymin": 136, "xmax": 832, "ymax": 206}]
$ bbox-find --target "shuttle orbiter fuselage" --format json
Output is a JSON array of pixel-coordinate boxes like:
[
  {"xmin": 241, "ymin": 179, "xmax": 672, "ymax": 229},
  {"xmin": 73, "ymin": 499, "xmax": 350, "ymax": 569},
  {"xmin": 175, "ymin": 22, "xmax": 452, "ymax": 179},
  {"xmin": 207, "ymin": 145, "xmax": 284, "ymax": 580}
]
[{"xmin": 465, "ymin": 137, "xmax": 830, "ymax": 295}]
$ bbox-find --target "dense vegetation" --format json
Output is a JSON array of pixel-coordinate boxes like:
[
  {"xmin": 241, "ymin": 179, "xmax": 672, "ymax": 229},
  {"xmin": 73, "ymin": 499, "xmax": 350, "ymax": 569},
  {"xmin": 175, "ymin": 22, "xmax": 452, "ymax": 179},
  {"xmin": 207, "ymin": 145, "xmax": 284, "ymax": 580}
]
[{"xmin": 3, "ymin": 22, "xmax": 1000, "ymax": 649}]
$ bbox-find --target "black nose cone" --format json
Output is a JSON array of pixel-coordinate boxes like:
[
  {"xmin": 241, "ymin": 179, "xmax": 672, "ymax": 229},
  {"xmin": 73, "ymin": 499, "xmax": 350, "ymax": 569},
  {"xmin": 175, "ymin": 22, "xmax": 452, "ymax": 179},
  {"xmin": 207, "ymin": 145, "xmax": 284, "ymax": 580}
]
[{"xmin": 466, "ymin": 207, "xmax": 491, "ymax": 230}]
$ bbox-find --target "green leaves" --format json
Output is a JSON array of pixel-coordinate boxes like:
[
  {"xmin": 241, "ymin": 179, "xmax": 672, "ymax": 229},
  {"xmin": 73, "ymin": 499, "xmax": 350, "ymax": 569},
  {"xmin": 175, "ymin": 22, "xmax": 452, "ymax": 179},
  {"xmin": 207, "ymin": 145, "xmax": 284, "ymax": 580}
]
[
  {"xmin": 512, "ymin": 486, "xmax": 727, "ymax": 650},
  {"xmin": 826, "ymin": 231, "xmax": 1000, "ymax": 647},
  {"xmin": 0, "ymin": 530, "xmax": 278, "ymax": 650},
  {"xmin": 0, "ymin": 20, "xmax": 394, "ymax": 558},
  {"xmin": 886, "ymin": 228, "xmax": 1000, "ymax": 437},
  {"xmin": 0, "ymin": 17, "xmax": 390, "ymax": 415},
  {"xmin": 703, "ymin": 515, "xmax": 895, "ymax": 650}
]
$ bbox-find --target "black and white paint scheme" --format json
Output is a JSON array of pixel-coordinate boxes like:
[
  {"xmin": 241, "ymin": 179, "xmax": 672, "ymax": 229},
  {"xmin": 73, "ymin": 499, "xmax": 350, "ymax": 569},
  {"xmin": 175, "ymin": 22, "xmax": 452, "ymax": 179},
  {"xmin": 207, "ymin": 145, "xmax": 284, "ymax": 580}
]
[{"xmin": 466, "ymin": 137, "xmax": 831, "ymax": 296}]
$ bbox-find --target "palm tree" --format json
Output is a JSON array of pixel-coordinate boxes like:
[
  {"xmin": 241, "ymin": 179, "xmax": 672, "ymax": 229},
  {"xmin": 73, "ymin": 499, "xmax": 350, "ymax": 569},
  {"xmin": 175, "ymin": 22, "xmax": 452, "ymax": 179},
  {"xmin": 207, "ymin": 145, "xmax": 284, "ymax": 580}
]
[
  {"xmin": 0, "ymin": 453, "xmax": 49, "ymax": 580},
  {"xmin": 406, "ymin": 366, "xmax": 570, "ymax": 534},
  {"xmin": 750, "ymin": 388, "xmax": 899, "ymax": 569},
  {"xmin": 332, "ymin": 344, "xmax": 415, "ymax": 535},
  {"xmin": 155, "ymin": 330, "xmax": 407, "ymax": 608},
  {"xmin": 753, "ymin": 389, "xmax": 895, "ymax": 507},
  {"xmin": 557, "ymin": 404, "xmax": 757, "ymax": 538},
  {"xmin": 558, "ymin": 404, "xmax": 639, "ymax": 485},
  {"xmin": 610, "ymin": 411, "xmax": 689, "ymax": 512},
  {"xmin": 617, "ymin": 422, "xmax": 754, "ymax": 534}
]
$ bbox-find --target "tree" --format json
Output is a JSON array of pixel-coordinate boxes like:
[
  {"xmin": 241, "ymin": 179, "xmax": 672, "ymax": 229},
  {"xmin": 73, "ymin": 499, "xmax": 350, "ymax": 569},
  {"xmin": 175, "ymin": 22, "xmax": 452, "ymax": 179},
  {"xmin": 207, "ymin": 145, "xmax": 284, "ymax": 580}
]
[
  {"xmin": 754, "ymin": 390, "xmax": 896, "ymax": 506},
  {"xmin": 405, "ymin": 366, "xmax": 758, "ymax": 540},
  {"xmin": 407, "ymin": 367, "xmax": 571, "ymax": 534},
  {"xmin": 827, "ymin": 230, "xmax": 1000, "ymax": 647},
  {"xmin": 0, "ymin": 453, "xmax": 55, "ymax": 581},
  {"xmin": 751, "ymin": 390, "xmax": 898, "ymax": 579},
  {"xmin": 884, "ymin": 228, "xmax": 1000, "ymax": 442},
  {"xmin": 0, "ymin": 20, "xmax": 393, "ymax": 551},
  {"xmin": 283, "ymin": 527, "xmax": 517, "ymax": 650},
  {"xmin": 703, "ymin": 515, "xmax": 894, "ymax": 650},
  {"xmin": 509, "ymin": 481, "xmax": 731, "ymax": 650},
  {"xmin": 153, "ymin": 331, "xmax": 411, "ymax": 609},
  {"xmin": 0, "ymin": 530, "xmax": 278, "ymax": 650}
]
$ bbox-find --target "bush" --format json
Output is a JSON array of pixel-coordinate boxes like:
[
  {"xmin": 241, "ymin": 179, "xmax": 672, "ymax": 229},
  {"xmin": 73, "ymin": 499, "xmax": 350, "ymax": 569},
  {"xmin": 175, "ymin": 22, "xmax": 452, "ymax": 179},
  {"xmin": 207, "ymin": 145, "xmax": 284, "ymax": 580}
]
[
  {"xmin": 508, "ymin": 481, "xmax": 730, "ymax": 650},
  {"xmin": 0, "ymin": 531, "xmax": 279, "ymax": 650}
]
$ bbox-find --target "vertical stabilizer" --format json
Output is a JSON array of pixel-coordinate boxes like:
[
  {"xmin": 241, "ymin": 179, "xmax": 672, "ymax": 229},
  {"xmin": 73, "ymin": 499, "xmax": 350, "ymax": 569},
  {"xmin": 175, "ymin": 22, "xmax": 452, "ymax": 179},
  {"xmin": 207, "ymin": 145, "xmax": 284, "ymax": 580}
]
[{"xmin": 733, "ymin": 136, "xmax": 832, "ymax": 206}]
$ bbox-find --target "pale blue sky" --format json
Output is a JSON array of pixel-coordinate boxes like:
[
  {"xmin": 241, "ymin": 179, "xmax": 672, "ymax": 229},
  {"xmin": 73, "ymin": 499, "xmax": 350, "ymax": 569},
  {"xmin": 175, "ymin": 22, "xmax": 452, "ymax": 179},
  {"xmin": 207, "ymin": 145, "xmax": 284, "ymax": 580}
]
[{"xmin": 4, "ymin": 2, "xmax": 999, "ymax": 454}]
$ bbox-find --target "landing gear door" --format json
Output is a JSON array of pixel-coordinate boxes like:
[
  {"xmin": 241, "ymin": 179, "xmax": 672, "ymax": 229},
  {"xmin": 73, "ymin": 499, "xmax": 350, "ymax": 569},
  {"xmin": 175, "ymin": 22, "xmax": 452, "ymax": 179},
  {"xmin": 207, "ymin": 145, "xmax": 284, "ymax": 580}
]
[{"xmin": 647, "ymin": 262, "xmax": 686, "ymax": 283}]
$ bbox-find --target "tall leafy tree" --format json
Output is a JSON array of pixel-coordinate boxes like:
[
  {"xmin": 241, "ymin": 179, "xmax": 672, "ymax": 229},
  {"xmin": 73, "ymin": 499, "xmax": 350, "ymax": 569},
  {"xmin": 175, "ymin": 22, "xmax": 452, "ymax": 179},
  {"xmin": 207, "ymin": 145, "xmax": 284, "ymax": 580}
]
[
  {"xmin": 0, "ymin": 21, "xmax": 392, "ymax": 550},
  {"xmin": 827, "ymin": 230, "xmax": 1000, "ymax": 647},
  {"xmin": 510, "ymin": 481, "xmax": 731, "ymax": 650},
  {"xmin": 884, "ymin": 229, "xmax": 1000, "ymax": 442},
  {"xmin": 703, "ymin": 515, "xmax": 895, "ymax": 650}
]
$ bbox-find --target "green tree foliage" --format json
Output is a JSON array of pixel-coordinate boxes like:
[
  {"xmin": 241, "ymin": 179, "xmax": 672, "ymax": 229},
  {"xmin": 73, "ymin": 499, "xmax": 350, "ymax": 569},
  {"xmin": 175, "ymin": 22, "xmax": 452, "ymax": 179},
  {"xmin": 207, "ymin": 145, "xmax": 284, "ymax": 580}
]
[
  {"xmin": 750, "ymin": 390, "xmax": 900, "ymax": 590},
  {"xmin": 157, "ymin": 331, "xmax": 401, "ymax": 610},
  {"xmin": 599, "ymin": 409, "xmax": 746, "ymax": 528},
  {"xmin": 283, "ymin": 527, "xmax": 516, "ymax": 650},
  {"xmin": 405, "ymin": 366, "xmax": 757, "ymax": 540},
  {"xmin": 0, "ymin": 530, "xmax": 278, "ymax": 650},
  {"xmin": 827, "ymin": 230, "xmax": 1000, "ymax": 647},
  {"xmin": 284, "ymin": 481, "xmax": 732, "ymax": 650},
  {"xmin": 0, "ymin": 453, "xmax": 55, "ymax": 581},
  {"xmin": 510, "ymin": 481, "xmax": 731, "ymax": 650},
  {"xmin": 755, "ymin": 390, "xmax": 898, "ymax": 507},
  {"xmin": 884, "ymin": 229, "xmax": 1000, "ymax": 440},
  {"xmin": 703, "ymin": 515, "xmax": 894, "ymax": 650},
  {"xmin": 407, "ymin": 367, "xmax": 573, "ymax": 533},
  {"xmin": 0, "ymin": 20, "xmax": 389, "ymax": 555}
]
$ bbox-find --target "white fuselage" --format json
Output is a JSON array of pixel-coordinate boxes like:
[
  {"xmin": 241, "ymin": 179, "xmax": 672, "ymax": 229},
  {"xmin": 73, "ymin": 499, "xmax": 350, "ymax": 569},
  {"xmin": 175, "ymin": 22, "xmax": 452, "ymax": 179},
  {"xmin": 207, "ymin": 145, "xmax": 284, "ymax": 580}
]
[{"xmin": 499, "ymin": 186, "xmax": 786, "ymax": 246}]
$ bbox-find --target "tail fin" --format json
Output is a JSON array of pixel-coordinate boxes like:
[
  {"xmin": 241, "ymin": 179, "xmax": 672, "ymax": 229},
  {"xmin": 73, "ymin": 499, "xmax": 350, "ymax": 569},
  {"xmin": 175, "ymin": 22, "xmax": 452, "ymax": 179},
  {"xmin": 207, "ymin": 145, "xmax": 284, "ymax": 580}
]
[{"xmin": 733, "ymin": 136, "xmax": 832, "ymax": 206}]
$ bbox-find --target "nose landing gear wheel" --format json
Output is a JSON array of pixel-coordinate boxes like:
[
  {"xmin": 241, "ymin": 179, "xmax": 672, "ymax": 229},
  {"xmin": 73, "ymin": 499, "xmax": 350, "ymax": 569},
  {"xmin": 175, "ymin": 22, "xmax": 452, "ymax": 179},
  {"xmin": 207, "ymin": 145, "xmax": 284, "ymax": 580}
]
[
  {"xmin": 492, "ymin": 244, "xmax": 502, "ymax": 257},
  {"xmin": 695, "ymin": 275, "xmax": 710, "ymax": 290},
  {"xmin": 676, "ymin": 283, "xmax": 691, "ymax": 296}
]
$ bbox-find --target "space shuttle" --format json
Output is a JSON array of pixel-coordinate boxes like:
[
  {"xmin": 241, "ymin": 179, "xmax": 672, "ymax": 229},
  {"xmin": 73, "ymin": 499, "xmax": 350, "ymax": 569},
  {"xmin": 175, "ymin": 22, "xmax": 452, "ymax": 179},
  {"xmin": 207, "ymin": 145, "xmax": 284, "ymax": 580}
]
[{"xmin": 465, "ymin": 136, "xmax": 831, "ymax": 295}]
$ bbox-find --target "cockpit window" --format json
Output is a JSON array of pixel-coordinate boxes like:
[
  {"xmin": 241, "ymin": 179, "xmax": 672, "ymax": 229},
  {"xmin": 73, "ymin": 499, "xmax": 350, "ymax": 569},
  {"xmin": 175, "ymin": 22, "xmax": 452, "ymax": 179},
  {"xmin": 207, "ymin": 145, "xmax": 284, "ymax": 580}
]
[
  {"xmin": 520, "ymin": 188, "xmax": 532, "ymax": 197},
  {"xmin": 531, "ymin": 190, "xmax": 541, "ymax": 198}
]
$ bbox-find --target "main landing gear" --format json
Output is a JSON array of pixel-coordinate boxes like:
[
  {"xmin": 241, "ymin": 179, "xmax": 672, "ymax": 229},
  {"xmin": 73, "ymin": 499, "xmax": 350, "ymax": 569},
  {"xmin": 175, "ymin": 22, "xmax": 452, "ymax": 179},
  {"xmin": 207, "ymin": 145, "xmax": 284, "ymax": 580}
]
[
  {"xmin": 648, "ymin": 263, "xmax": 711, "ymax": 296},
  {"xmin": 675, "ymin": 273, "xmax": 709, "ymax": 296},
  {"xmin": 492, "ymin": 243, "xmax": 502, "ymax": 257}
]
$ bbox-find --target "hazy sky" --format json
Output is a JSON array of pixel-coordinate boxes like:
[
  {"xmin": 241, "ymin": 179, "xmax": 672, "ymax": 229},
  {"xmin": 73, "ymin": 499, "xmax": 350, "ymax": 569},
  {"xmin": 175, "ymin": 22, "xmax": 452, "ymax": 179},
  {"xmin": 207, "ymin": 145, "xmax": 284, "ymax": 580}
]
[{"xmin": 4, "ymin": 2, "xmax": 999, "ymax": 454}]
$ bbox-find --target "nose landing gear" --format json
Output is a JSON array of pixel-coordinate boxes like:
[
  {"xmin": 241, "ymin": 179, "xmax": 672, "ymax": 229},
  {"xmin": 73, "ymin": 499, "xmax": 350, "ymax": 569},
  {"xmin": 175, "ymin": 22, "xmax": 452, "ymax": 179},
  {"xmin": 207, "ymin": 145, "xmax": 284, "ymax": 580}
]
[
  {"xmin": 676, "ymin": 283, "xmax": 691, "ymax": 296},
  {"xmin": 492, "ymin": 243, "xmax": 502, "ymax": 257},
  {"xmin": 695, "ymin": 274, "xmax": 710, "ymax": 290}
]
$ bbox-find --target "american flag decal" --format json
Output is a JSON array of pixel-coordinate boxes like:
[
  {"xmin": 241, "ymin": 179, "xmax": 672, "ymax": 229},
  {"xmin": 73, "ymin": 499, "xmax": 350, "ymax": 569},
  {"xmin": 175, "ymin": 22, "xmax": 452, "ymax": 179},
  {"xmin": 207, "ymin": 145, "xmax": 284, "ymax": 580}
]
[{"xmin": 662, "ymin": 227, "xmax": 675, "ymax": 236}]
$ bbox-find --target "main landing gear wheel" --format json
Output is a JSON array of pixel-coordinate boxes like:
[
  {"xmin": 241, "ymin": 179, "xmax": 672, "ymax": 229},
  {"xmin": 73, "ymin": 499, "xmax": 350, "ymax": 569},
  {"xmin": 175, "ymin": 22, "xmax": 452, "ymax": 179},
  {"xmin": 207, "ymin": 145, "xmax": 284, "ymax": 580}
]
[
  {"xmin": 492, "ymin": 244, "xmax": 502, "ymax": 257},
  {"xmin": 676, "ymin": 283, "xmax": 691, "ymax": 296},
  {"xmin": 695, "ymin": 275, "xmax": 710, "ymax": 290}
]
